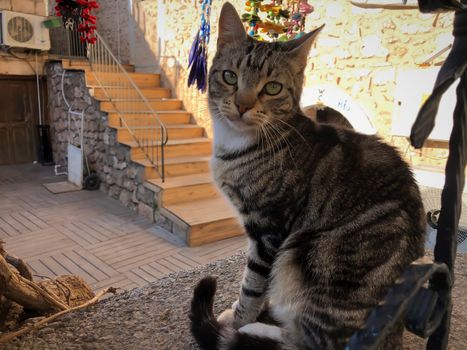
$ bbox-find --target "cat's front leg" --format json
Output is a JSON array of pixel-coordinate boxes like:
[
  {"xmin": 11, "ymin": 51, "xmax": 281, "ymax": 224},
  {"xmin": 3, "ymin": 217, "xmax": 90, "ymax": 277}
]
[{"xmin": 233, "ymin": 237, "xmax": 274, "ymax": 329}]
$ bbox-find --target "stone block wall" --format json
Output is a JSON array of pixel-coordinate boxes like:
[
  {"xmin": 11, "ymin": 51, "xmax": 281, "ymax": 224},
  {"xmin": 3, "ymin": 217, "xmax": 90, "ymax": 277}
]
[
  {"xmin": 127, "ymin": 0, "xmax": 454, "ymax": 169},
  {"xmin": 2, "ymin": 0, "xmax": 47, "ymax": 16},
  {"xmin": 46, "ymin": 62, "xmax": 157, "ymax": 214},
  {"xmin": 0, "ymin": 0, "xmax": 48, "ymax": 75}
]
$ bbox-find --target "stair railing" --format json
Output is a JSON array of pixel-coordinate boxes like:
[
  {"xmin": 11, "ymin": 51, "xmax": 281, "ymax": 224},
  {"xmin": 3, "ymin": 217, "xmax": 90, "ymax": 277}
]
[{"xmin": 87, "ymin": 30, "xmax": 167, "ymax": 182}]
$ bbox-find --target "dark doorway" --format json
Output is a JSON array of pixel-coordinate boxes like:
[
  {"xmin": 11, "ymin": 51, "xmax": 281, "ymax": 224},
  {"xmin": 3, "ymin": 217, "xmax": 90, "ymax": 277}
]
[{"xmin": 0, "ymin": 75, "xmax": 44, "ymax": 165}]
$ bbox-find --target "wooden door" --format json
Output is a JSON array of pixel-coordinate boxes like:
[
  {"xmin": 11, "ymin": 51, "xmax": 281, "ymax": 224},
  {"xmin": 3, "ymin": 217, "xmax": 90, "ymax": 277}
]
[{"xmin": 0, "ymin": 76, "xmax": 41, "ymax": 165}]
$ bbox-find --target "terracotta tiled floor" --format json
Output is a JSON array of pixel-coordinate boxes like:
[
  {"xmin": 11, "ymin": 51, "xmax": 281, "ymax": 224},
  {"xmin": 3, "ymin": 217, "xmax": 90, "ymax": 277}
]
[{"xmin": 0, "ymin": 164, "xmax": 246, "ymax": 292}]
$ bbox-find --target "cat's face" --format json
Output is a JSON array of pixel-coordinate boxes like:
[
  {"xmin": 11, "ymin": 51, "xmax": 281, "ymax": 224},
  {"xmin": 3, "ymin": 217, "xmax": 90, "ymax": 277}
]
[{"xmin": 209, "ymin": 3, "xmax": 322, "ymax": 136}]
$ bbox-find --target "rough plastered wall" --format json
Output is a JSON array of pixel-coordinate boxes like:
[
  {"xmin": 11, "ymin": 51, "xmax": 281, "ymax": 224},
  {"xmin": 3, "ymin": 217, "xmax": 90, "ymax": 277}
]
[
  {"xmin": 128, "ymin": 0, "xmax": 453, "ymax": 168},
  {"xmin": 0, "ymin": 0, "xmax": 48, "ymax": 75},
  {"xmin": 94, "ymin": 0, "xmax": 132, "ymax": 64}
]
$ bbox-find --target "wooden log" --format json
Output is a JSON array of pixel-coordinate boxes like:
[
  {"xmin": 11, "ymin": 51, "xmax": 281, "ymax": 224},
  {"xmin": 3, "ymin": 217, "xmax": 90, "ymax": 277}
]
[
  {"xmin": 0, "ymin": 286, "xmax": 117, "ymax": 344},
  {"xmin": 38, "ymin": 275, "xmax": 94, "ymax": 307},
  {"xmin": 0, "ymin": 241, "xmax": 5, "ymax": 257},
  {"xmin": 5, "ymin": 255, "xmax": 32, "ymax": 281},
  {"xmin": 0, "ymin": 254, "xmax": 68, "ymax": 313}
]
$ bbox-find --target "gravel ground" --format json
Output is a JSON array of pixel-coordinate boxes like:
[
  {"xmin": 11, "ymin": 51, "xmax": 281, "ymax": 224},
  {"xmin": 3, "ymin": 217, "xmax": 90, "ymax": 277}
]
[{"xmin": 3, "ymin": 251, "xmax": 466, "ymax": 350}]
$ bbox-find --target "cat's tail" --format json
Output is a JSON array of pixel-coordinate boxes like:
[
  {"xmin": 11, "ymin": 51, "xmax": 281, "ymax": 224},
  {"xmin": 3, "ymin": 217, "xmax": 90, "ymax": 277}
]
[
  {"xmin": 190, "ymin": 276, "xmax": 282, "ymax": 350},
  {"xmin": 190, "ymin": 276, "xmax": 222, "ymax": 350}
]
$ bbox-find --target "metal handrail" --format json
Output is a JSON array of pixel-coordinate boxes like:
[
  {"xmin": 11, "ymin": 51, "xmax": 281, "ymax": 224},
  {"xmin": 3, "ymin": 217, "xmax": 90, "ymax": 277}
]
[{"xmin": 87, "ymin": 30, "xmax": 167, "ymax": 182}]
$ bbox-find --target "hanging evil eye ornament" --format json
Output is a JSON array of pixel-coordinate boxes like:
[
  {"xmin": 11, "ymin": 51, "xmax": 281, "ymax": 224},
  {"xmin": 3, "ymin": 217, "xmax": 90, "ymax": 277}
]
[
  {"xmin": 286, "ymin": 0, "xmax": 313, "ymax": 39},
  {"xmin": 55, "ymin": 0, "xmax": 82, "ymax": 28},
  {"xmin": 188, "ymin": 0, "xmax": 212, "ymax": 92},
  {"xmin": 242, "ymin": 1, "xmax": 314, "ymax": 42},
  {"xmin": 241, "ymin": 0, "xmax": 262, "ymax": 38}
]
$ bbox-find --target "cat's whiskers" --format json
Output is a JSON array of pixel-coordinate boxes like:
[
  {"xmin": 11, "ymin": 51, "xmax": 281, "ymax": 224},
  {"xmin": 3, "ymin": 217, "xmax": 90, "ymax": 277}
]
[
  {"xmin": 262, "ymin": 120, "xmax": 298, "ymax": 170},
  {"xmin": 271, "ymin": 117, "xmax": 311, "ymax": 148},
  {"xmin": 255, "ymin": 125, "xmax": 265, "ymax": 160},
  {"xmin": 213, "ymin": 108, "xmax": 228, "ymax": 123},
  {"xmin": 262, "ymin": 121, "xmax": 285, "ymax": 170},
  {"xmin": 258, "ymin": 122, "xmax": 276, "ymax": 168},
  {"xmin": 253, "ymin": 113, "xmax": 281, "ymax": 169},
  {"xmin": 258, "ymin": 124, "xmax": 273, "ymax": 168},
  {"xmin": 263, "ymin": 124, "xmax": 279, "ymax": 169},
  {"xmin": 254, "ymin": 112, "xmax": 294, "ymax": 170}
]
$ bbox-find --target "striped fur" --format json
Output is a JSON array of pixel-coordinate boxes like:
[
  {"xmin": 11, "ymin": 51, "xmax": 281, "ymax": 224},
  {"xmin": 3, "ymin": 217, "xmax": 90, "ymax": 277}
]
[{"xmin": 190, "ymin": 3, "xmax": 425, "ymax": 350}]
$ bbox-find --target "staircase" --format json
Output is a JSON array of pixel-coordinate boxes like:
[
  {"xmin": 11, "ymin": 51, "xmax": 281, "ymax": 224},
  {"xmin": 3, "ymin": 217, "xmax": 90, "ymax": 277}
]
[{"xmin": 62, "ymin": 59, "xmax": 243, "ymax": 246}]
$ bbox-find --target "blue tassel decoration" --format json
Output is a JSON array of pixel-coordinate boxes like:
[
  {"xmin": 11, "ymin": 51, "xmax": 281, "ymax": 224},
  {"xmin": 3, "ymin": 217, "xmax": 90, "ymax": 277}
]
[
  {"xmin": 188, "ymin": 0, "xmax": 212, "ymax": 92},
  {"xmin": 188, "ymin": 30, "xmax": 200, "ymax": 67}
]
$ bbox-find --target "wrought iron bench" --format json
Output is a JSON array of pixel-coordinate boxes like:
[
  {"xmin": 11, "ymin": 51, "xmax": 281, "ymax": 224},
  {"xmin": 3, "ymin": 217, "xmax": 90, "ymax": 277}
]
[{"xmin": 345, "ymin": 1, "xmax": 467, "ymax": 349}]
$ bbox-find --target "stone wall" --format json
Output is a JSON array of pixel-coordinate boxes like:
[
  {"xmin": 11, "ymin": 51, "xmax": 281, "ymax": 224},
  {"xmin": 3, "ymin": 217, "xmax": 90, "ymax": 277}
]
[
  {"xmin": 127, "ymin": 0, "xmax": 454, "ymax": 169},
  {"xmin": 46, "ymin": 62, "xmax": 157, "ymax": 214}
]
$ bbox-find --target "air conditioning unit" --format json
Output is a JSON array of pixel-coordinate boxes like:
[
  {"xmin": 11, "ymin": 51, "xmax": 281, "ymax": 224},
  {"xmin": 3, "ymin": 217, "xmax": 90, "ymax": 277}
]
[{"xmin": 0, "ymin": 10, "xmax": 50, "ymax": 50}]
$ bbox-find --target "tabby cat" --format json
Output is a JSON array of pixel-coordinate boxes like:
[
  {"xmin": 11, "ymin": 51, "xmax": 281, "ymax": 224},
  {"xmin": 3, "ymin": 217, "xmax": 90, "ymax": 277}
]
[{"xmin": 190, "ymin": 3, "xmax": 426, "ymax": 350}]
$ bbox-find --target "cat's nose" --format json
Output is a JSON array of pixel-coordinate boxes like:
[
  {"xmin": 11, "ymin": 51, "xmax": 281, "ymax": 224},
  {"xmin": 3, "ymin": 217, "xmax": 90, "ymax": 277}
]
[
  {"xmin": 236, "ymin": 103, "xmax": 253, "ymax": 116},
  {"xmin": 235, "ymin": 92, "xmax": 256, "ymax": 117}
]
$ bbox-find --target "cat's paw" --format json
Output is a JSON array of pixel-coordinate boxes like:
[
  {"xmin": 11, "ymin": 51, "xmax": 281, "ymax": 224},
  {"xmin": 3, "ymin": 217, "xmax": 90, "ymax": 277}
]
[{"xmin": 217, "ymin": 309, "xmax": 235, "ymax": 327}]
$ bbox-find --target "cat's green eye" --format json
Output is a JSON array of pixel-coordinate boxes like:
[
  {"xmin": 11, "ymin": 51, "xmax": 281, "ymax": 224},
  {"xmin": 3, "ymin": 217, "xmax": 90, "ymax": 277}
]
[
  {"xmin": 264, "ymin": 82, "xmax": 283, "ymax": 96},
  {"xmin": 223, "ymin": 70, "xmax": 237, "ymax": 85}
]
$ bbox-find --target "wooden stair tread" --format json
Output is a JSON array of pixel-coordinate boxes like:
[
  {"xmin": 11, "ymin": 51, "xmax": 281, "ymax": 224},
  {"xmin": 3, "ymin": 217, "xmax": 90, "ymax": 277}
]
[
  {"xmin": 99, "ymin": 100, "xmax": 181, "ymax": 109},
  {"xmin": 147, "ymin": 172, "xmax": 212, "ymax": 189},
  {"xmin": 100, "ymin": 99, "xmax": 182, "ymax": 111},
  {"xmin": 91, "ymin": 87, "xmax": 171, "ymax": 100},
  {"xmin": 110, "ymin": 110, "xmax": 190, "ymax": 115},
  {"xmin": 163, "ymin": 197, "xmax": 237, "ymax": 226},
  {"xmin": 85, "ymin": 72, "xmax": 161, "ymax": 89},
  {"xmin": 117, "ymin": 125, "xmax": 201, "ymax": 130},
  {"xmin": 136, "ymin": 155, "xmax": 211, "ymax": 166},
  {"xmin": 120, "ymin": 137, "xmax": 211, "ymax": 148},
  {"xmin": 86, "ymin": 72, "xmax": 159, "ymax": 79},
  {"xmin": 102, "ymin": 98, "xmax": 180, "ymax": 102},
  {"xmin": 62, "ymin": 59, "xmax": 135, "ymax": 72},
  {"xmin": 92, "ymin": 87, "xmax": 169, "ymax": 91}
]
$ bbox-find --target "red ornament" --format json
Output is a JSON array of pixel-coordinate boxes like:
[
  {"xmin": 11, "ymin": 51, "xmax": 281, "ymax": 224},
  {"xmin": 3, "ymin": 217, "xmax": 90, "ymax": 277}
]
[{"xmin": 55, "ymin": 0, "xmax": 99, "ymax": 44}]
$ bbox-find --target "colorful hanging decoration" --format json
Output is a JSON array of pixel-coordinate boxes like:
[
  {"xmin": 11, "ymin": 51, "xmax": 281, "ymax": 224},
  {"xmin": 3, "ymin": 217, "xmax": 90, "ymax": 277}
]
[
  {"xmin": 242, "ymin": 0, "xmax": 314, "ymax": 41},
  {"xmin": 188, "ymin": 0, "xmax": 213, "ymax": 92},
  {"xmin": 54, "ymin": 0, "xmax": 99, "ymax": 44},
  {"xmin": 187, "ymin": 1, "xmax": 312, "ymax": 92}
]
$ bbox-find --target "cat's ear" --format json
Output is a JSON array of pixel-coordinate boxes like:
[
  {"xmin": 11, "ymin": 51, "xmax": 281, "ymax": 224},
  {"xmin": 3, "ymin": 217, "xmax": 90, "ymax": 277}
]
[
  {"xmin": 217, "ymin": 2, "xmax": 247, "ymax": 50},
  {"xmin": 284, "ymin": 25, "xmax": 324, "ymax": 64}
]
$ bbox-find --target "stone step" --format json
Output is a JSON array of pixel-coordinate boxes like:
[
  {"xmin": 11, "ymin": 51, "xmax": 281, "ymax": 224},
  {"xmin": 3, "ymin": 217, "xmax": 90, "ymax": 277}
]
[
  {"xmin": 91, "ymin": 87, "xmax": 171, "ymax": 100},
  {"xmin": 160, "ymin": 196, "xmax": 243, "ymax": 246},
  {"xmin": 116, "ymin": 125, "xmax": 204, "ymax": 143},
  {"xmin": 100, "ymin": 99, "xmax": 182, "ymax": 112},
  {"xmin": 134, "ymin": 156, "xmax": 211, "ymax": 178},
  {"xmin": 121, "ymin": 137, "xmax": 212, "ymax": 159},
  {"xmin": 108, "ymin": 111, "xmax": 192, "ymax": 127},
  {"xmin": 147, "ymin": 173, "xmax": 218, "ymax": 206},
  {"xmin": 85, "ymin": 72, "xmax": 161, "ymax": 88}
]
